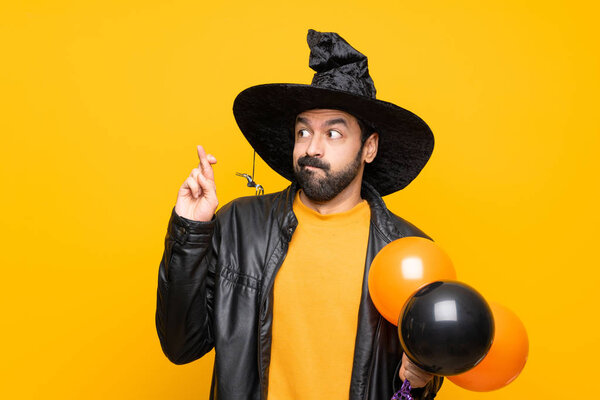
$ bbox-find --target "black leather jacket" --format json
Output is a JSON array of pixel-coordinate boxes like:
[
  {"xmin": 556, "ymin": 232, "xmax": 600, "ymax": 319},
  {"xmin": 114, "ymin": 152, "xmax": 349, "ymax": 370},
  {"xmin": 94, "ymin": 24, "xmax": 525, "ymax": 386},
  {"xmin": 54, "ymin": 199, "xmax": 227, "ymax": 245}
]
[{"xmin": 156, "ymin": 182, "xmax": 443, "ymax": 399}]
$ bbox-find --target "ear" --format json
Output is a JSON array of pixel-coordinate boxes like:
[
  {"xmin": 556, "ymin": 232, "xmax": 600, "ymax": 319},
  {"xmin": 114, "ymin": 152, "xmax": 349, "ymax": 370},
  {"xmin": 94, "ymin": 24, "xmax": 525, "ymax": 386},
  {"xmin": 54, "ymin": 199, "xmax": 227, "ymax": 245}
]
[{"xmin": 363, "ymin": 133, "xmax": 379, "ymax": 163}]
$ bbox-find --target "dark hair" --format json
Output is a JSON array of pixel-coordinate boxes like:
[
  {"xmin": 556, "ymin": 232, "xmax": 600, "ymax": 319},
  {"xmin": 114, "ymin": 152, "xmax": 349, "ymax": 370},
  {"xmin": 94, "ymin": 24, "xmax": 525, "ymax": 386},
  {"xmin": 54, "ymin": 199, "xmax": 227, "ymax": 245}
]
[{"xmin": 356, "ymin": 117, "xmax": 376, "ymax": 145}]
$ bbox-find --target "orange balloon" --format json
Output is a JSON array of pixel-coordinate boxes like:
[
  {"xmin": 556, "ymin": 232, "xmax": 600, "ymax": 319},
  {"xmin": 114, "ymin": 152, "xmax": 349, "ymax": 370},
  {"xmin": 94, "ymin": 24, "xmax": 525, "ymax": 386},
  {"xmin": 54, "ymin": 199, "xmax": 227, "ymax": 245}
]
[
  {"xmin": 368, "ymin": 236, "xmax": 456, "ymax": 325},
  {"xmin": 448, "ymin": 302, "xmax": 528, "ymax": 391}
]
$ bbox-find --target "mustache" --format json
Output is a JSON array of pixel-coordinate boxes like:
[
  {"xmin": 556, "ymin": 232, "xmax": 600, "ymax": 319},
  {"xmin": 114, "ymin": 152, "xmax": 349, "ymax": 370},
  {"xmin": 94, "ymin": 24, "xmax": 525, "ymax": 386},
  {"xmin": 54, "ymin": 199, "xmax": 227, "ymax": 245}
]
[
  {"xmin": 297, "ymin": 156, "xmax": 330, "ymax": 171},
  {"xmin": 298, "ymin": 156, "xmax": 330, "ymax": 171}
]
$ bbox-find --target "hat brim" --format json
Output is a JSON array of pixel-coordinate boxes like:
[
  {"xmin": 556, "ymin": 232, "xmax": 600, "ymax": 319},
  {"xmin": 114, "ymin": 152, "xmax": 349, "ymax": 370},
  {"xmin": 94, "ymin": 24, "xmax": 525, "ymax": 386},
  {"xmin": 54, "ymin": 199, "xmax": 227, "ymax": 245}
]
[{"xmin": 233, "ymin": 84, "xmax": 434, "ymax": 196}]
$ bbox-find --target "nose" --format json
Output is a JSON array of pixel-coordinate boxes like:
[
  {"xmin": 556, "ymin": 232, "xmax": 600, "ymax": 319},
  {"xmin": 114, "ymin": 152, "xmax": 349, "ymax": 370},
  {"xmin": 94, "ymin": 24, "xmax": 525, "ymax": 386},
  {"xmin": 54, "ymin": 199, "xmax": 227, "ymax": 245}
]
[{"xmin": 305, "ymin": 133, "xmax": 324, "ymax": 157}]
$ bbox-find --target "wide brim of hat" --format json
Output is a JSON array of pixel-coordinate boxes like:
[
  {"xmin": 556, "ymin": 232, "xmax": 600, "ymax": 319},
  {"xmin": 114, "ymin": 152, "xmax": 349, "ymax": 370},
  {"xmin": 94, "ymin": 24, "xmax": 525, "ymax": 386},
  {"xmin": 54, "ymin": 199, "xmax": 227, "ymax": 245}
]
[{"xmin": 232, "ymin": 84, "xmax": 434, "ymax": 196}]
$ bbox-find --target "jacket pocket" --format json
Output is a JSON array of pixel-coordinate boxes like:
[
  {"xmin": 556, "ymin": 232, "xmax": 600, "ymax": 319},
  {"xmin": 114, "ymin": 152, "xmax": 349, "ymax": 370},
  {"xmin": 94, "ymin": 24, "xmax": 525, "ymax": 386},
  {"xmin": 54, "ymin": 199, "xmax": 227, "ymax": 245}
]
[{"xmin": 219, "ymin": 264, "xmax": 261, "ymax": 292}]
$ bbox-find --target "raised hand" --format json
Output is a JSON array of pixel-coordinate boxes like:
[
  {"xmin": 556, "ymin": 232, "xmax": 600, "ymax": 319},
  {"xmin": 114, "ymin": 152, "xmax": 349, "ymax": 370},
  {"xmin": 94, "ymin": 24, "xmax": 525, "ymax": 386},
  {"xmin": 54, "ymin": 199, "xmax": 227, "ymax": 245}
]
[{"xmin": 174, "ymin": 145, "xmax": 218, "ymax": 221}]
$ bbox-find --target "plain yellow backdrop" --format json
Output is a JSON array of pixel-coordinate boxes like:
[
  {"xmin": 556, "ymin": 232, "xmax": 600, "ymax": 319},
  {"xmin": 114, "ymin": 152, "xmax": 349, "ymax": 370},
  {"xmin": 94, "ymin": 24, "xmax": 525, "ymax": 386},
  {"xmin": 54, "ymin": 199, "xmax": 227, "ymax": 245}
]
[{"xmin": 1, "ymin": 0, "xmax": 598, "ymax": 398}]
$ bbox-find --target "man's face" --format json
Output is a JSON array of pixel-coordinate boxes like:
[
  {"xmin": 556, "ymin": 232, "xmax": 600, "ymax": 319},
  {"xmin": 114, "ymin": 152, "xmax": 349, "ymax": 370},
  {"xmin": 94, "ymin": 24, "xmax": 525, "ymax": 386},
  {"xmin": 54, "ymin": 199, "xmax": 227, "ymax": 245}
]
[{"xmin": 292, "ymin": 109, "xmax": 367, "ymax": 202}]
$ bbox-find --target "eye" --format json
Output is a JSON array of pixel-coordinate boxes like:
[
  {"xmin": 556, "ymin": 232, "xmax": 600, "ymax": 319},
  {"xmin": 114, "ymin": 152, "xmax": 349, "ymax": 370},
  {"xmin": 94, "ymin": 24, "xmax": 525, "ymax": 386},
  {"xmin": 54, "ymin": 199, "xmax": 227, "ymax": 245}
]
[
  {"xmin": 328, "ymin": 130, "xmax": 342, "ymax": 139},
  {"xmin": 297, "ymin": 129, "xmax": 311, "ymax": 138}
]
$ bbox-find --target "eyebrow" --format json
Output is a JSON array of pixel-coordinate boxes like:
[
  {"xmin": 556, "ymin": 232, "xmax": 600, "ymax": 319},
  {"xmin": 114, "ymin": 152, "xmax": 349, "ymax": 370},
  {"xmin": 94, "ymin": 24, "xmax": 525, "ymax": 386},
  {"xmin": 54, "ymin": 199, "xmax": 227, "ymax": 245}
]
[
  {"xmin": 324, "ymin": 118, "xmax": 348, "ymax": 127},
  {"xmin": 295, "ymin": 116, "xmax": 349, "ymax": 127}
]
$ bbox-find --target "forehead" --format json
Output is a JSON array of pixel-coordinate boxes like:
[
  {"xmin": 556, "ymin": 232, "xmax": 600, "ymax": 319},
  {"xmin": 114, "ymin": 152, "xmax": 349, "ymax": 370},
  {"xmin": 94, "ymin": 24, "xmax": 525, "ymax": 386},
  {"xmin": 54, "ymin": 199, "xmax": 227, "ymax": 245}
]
[{"xmin": 295, "ymin": 109, "xmax": 358, "ymax": 124}]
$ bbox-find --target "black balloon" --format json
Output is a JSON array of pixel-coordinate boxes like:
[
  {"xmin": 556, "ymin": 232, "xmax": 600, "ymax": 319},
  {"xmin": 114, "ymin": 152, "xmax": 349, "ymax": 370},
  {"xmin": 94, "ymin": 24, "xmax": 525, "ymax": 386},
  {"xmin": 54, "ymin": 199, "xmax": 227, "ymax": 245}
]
[{"xmin": 399, "ymin": 281, "xmax": 494, "ymax": 376}]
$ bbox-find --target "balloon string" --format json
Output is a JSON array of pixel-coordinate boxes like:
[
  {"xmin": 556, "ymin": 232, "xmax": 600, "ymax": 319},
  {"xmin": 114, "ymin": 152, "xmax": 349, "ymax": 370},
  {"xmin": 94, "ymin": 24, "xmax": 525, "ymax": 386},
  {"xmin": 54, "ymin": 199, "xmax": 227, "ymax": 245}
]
[{"xmin": 391, "ymin": 380, "xmax": 413, "ymax": 400}]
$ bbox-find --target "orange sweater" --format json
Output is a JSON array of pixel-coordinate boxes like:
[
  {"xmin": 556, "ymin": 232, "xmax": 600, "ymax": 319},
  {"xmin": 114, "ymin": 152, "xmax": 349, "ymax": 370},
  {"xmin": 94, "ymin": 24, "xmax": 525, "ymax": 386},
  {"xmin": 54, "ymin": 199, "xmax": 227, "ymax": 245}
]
[{"xmin": 268, "ymin": 192, "xmax": 371, "ymax": 399}]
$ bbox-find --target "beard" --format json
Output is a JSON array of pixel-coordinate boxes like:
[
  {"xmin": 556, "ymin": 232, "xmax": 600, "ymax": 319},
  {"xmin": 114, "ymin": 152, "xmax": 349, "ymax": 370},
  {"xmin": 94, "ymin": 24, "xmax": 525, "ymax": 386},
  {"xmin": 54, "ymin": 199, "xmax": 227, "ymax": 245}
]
[{"xmin": 294, "ymin": 148, "xmax": 363, "ymax": 202}]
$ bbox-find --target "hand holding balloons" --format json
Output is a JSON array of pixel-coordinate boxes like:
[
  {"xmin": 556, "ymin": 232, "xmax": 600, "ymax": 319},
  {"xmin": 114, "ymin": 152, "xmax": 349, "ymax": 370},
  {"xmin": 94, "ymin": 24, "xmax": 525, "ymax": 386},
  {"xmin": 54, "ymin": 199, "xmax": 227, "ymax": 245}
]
[{"xmin": 399, "ymin": 353, "xmax": 434, "ymax": 388}]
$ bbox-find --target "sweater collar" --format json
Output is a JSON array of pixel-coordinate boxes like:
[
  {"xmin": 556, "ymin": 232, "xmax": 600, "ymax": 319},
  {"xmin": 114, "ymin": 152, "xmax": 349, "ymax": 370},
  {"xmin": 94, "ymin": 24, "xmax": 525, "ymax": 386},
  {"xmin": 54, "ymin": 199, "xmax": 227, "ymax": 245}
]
[{"xmin": 281, "ymin": 180, "xmax": 396, "ymax": 241}]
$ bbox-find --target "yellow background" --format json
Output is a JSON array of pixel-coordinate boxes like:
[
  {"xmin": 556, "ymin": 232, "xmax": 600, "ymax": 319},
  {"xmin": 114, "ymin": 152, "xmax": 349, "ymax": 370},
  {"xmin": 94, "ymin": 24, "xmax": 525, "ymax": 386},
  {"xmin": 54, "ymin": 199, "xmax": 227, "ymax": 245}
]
[{"xmin": 1, "ymin": 0, "xmax": 598, "ymax": 398}]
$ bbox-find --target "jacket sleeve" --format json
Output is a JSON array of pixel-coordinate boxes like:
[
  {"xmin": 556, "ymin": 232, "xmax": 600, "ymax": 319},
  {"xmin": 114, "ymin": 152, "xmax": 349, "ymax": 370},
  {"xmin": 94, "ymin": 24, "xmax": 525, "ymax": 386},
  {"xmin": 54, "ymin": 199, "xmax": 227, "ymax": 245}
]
[
  {"xmin": 393, "ymin": 362, "xmax": 444, "ymax": 399},
  {"xmin": 155, "ymin": 208, "xmax": 218, "ymax": 365}
]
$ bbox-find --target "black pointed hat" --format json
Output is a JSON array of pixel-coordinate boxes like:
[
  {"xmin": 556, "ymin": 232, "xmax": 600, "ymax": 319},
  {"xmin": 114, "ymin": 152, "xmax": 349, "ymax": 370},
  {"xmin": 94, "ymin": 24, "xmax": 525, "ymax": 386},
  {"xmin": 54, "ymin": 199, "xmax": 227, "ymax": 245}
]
[{"xmin": 233, "ymin": 29, "xmax": 434, "ymax": 196}]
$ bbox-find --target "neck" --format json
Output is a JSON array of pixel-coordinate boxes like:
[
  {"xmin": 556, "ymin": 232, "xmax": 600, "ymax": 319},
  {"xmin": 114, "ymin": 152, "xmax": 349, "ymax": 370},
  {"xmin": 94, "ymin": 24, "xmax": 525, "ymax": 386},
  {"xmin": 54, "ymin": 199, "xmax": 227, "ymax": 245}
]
[{"xmin": 298, "ymin": 176, "xmax": 364, "ymax": 215}]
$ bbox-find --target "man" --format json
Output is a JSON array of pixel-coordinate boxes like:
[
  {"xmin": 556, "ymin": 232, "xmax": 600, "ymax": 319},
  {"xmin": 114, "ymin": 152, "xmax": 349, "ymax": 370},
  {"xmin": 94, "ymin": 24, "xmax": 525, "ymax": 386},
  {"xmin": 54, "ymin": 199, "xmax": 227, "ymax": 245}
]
[{"xmin": 156, "ymin": 30, "xmax": 443, "ymax": 399}]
